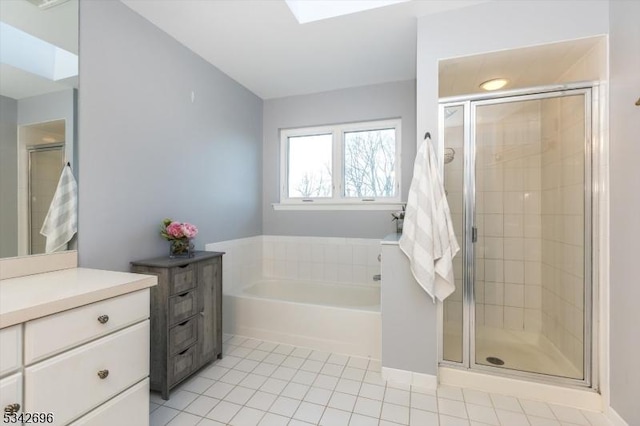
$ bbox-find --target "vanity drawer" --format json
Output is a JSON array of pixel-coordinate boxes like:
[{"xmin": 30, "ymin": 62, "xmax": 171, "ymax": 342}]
[
  {"xmin": 169, "ymin": 264, "xmax": 196, "ymax": 295},
  {"xmin": 0, "ymin": 372, "xmax": 22, "ymax": 419},
  {"xmin": 69, "ymin": 378, "xmax": 149, "ymax": 426},
  {"xmin": 169, "ymin": 317, "xmax": 198, "ymax": 356},
  {"xmin": 24, "ymin": 321, "xmax": 149, "ymax": 426},
  {"xmin": 0, "ymin": 325, "xmax": 22, "ymax": 376},
  {"xmin": 25, "ymin": 290, "xmax": 149, "ymax": 364},
  {"xmin": 168, "ymin": 344, "xmax": 197, "ymax": 387},
  {"xmin": 168, "ymin": 290, "xmax": 198, "ymax": 326}
]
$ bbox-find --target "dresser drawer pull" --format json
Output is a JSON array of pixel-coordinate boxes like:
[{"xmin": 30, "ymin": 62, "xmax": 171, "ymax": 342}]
[
  {"xmin": 4, "ymin": 403, "xmax": 20, "ymax": 414},
  {"xmin": 97, "ymin": 369, "xmax": 109, "ymax": 379},
  {"xmin": 97, "ymin": 315, "xmax": 109, "ymax": 324},
  {"xmin": 178, "ymin": 348, "xmax": 189, "ymax": 356}
]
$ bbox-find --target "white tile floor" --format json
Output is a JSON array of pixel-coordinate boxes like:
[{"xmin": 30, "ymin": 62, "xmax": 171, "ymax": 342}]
[{"xmin": 149, "ymin": 335, "xmax": 610, "ymax": 426}]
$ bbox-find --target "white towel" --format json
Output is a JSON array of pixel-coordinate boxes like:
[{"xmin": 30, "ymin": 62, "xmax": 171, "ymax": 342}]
[
  {"xmin": 40, "ymin": 163, "xmax": 78, "ymax": 253},
  {"xmin": 399, "ymin": 139, "xmax": 460, "ymax": 302}
]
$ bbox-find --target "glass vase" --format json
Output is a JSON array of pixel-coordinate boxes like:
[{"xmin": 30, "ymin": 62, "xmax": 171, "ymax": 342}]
[{"xmin": 169, "ymin": 238, "xmax": 194, "ymax": 258}]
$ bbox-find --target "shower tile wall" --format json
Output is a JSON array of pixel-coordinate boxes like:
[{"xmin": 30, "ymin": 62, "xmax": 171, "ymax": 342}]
[
  {"xmin": 540, "ymin": 96, "xmax": 585, "ymax": 372},
  {"xmin": 475, "ymin": 102, "xmax": 543, "ymax": 334}
]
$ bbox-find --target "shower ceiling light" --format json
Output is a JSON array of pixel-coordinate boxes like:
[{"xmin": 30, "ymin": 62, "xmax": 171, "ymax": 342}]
[{"xmin": 480, "ymin": 78, "xmax": 509, "ymax": 91}]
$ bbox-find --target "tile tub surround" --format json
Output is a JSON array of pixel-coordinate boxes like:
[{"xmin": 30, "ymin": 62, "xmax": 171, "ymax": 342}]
[
  {"xmin": 205, "ymin": 236, "xmax": 382, "ymax": 294},
  {"xmin": 205, "ymin": 236, "xmax": 382, "ymax": 358},
  {"xmin": 149, "ymin": 334, "xmax": 611, "ymax": 426}
]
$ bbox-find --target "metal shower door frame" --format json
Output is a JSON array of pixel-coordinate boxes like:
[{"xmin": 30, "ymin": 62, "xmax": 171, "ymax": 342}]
[
  {"xmin": 27, "ymin": 143, "xmax": 65, "ymax": 255},
  {"xmin": 437, "ymin": 83, "xmax": 596, "ymax": 389}
]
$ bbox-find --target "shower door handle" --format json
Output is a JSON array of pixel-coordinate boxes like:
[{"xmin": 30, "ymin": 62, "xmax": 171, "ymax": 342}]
[{"xmin": 472, "ymin": 226, "xmax": 478, "ymax": 243}]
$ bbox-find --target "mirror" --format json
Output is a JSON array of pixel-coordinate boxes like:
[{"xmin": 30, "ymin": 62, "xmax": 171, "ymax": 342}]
[{"xmin": 0, "ymin": 0, "xmax": 78, "ymax": 258}]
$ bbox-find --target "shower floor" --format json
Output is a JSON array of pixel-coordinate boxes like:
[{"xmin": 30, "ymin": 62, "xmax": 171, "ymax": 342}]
[{"xmin": 443, "ymin": 324, "xmax": 583, "ymax": 380}]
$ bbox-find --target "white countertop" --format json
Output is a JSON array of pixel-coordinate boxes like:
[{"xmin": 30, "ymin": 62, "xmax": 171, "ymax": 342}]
[
  {"xmin": 0, "ymin": 268, "xmax": 157, "ymax": 328},
  {"xmin": 381, "ymin": 233, "xmax": 402, "ymax": 245}
]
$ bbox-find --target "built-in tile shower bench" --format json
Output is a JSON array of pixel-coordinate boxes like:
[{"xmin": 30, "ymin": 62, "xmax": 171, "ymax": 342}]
[{"xmin": 0, "ymin": 251, "xmax": 156, "ymax": 426}]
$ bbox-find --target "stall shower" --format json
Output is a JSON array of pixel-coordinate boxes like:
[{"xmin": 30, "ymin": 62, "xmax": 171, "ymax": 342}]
[{"xmin": 439, "ymin": 85, "xmax": 594, "ymax": 387}]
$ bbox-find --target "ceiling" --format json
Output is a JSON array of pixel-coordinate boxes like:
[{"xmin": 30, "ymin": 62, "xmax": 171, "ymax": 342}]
[
  {"xmin": 0, "ymin": 0, "xmax": 78, "ymax": 99},
  {"xmin": 120, "ymin": 0, "xmax": 487, "ymax": 99},
  {"xmin": 439, "ymin": 36, "xmax": 604, "ymax": 98}
]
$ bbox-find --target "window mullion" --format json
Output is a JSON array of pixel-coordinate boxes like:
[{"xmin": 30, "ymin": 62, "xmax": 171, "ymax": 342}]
[{"xmin": 333, "ymin": 128, "xmax": 342, "ymax": 201}]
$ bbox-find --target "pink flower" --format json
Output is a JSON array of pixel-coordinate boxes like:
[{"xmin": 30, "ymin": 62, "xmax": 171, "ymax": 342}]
[
  {"xmin": 182, "ymin": 223, "xmax": 198, "ymax": 239},
  {"xmin": 161, "ymin": 219, "xmax": 198, "ymax": 241},
  {"xmin": 166, "ymin": 221, "xmax": 185, "ymax": 238}
]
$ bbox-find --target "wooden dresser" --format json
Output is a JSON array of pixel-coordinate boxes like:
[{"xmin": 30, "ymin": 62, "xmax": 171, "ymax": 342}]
[{"xmin": 131, "ymin": 251, "xmax": 223, "ymax": 399}]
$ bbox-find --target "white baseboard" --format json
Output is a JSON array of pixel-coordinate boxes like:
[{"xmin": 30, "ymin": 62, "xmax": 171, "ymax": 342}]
[
  {"xmin": 381, "ymin": 367, "xmax": 438, "ymax": 391},
  {"xmin": 606, "ymin": 406, "xmax": 629, "ymax": 426}
]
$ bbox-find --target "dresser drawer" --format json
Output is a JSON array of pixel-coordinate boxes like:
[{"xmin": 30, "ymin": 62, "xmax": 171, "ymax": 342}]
[
  {"xmin": 169, "ymin": 264, "xmax": 196, "ymax": 295},
  {"xmin": 25, "ymin": 290, "xmax": 149, "ymax": 364},
  {"xmin": 0, "ymin": 372, "xmax": 22, "ymax": 419},
  {"xmin": 69, "ymin": 379, "xmax": 149, "ymax": 426},
  {"xmin": 168, "ymin": 344, "xmax": 197, "ymax": 387},
  {"xmin": 169, "ymin": 317, "xmax": 198, "ymax": 356},
  {"xmin": 0, "ymin": 325, "xmax": 22, "ymax": 377},
  {"xmin": 24, "ymin": 321, "xmax": 149, "ymax": 425},
  {"xmin": 168, "ymin": 290, "xmax": 198, "ymax": 326}
]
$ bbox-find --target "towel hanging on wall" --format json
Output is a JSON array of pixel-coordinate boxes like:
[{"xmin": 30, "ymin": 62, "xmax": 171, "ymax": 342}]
[
  {"xmin": 40, "ymin": 162, "xmax": 78, "ymax": 253},
  {"xmin": 399, "ymin": 136, "xmax": 459, "ymax": 302}
]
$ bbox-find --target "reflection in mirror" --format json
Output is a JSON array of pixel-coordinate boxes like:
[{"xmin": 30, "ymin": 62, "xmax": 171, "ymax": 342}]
[{"xmin": 0, "ymin": 0, "xmax": 78, "ymax": 258}]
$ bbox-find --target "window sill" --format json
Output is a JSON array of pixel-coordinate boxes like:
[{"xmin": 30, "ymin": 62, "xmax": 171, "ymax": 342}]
[{"xmin": 272, "ymin": 202, "xmax": 404, "ymax": 211}]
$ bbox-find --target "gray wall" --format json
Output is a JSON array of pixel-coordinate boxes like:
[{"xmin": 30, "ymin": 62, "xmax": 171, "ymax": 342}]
[
  {"xmin": 609, "ymin": 0, "xmax": 640, "ymax": 423},
  {"xmin": 0, "ymin": 95, "xmax": 18, "ymax": 257},
  {"xmin": 78, "ymin": 0, "xmax": 263, "ymax": 271},
  {"xmin": 382, "ymin": 243, "xmax": 437, "ymax": 375},
  {"xmin": 262, "ymin": 80, "xmax": 416, "ymax": 238}
]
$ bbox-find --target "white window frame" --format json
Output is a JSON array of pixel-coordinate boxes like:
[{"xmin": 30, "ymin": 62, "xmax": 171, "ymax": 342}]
[{"xmin": 277, "ymin": 118, "xmax": 402, "ymax": 209}]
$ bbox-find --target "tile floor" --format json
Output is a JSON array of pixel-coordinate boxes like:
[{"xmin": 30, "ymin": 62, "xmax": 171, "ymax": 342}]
[{"xmin": 149, "ymin": 335, "xmax": 610, "ymax": 426}]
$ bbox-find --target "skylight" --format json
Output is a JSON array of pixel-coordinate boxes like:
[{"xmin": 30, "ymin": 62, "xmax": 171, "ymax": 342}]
[
  {"xmin": 0, "ymin": 21, "xmax": 78, "ymax": 81},
  {"xmin": 285, "ymin": 0, "xmax": 410, "ymax": 24}
]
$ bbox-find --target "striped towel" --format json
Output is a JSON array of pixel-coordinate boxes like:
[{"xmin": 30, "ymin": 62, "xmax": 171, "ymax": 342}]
[
  {"xmin": 40, "ymin": 163, "xmax": 78, "ymax": 253},
  {"xmin": 399, "ymin": 138, "xmax": 459, "ymax": 302}
]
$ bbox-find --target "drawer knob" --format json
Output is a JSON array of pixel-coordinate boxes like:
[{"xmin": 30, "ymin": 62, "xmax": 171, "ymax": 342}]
[
  {"xmin": 97, "ymin": 369, "xmax": 109, "ymax": 379},
  {"xmin": 97, "ymin": 315, "xmax": 109, "ymax": 324},
  {"xmin": 4, "ymin": 403, "xmax": 20, "ymax": 414}
]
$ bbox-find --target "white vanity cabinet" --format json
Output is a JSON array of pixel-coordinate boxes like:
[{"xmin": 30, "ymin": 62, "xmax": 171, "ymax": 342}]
[
  {"xmin": 0, "ymin": 265, "xmax": 156, "ymax": 426},
  {"xmin": 0, "ymin": 325, "xmax": 22, "ymax": 376},
  {"xmin": 0, "ymin": 373, "xmax": 22, "ymax": 420},
  {"xmin": 0, "ymin": 325, "xmax": 23, "ymax": 418}
]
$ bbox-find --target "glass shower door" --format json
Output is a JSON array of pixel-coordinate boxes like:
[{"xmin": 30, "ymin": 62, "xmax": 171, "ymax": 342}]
[
  {"xmin": 439, "ymin": 87, "xmax": 592, "ymax": 385},
  {"xmin": 472, "ymin": 93, "xmax": 588, "ymax": 381},
  {"xmin": 29, "ymin": 145, "xmax": 64, "ymax": 255},
  {"xmin": 441, "ymin": 104, "xmax": 466, "ymax": 364}
]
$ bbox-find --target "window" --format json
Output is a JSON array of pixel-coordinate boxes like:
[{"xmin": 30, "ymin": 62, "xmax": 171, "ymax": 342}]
[{"xmin": 279, "ymin": 119, "xmax": 401, "ymax": 207}]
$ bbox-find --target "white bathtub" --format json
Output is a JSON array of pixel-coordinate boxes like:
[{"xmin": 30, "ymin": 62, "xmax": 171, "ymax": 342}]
[{"xmin": 223, "ymin": 279, "xmax": 381, "ymax": 358}]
